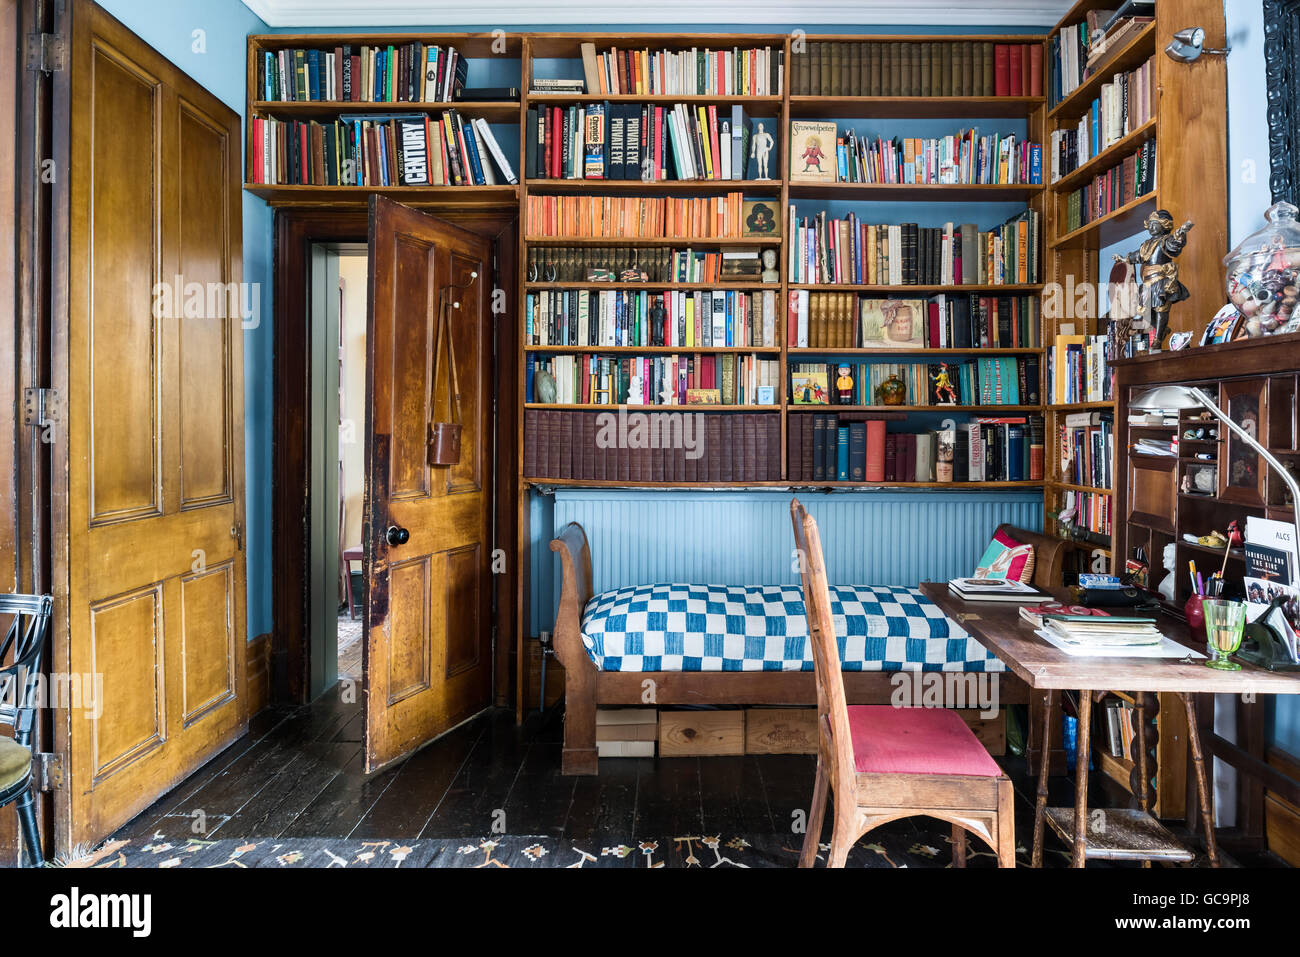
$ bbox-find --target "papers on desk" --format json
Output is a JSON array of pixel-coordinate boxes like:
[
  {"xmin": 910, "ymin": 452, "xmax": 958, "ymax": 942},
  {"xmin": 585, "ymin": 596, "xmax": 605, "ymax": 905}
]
[
  {"xmin": 947, "ymin": 577, "xmax": 1053, "ymax": 603},
  {"xmin": 1034, "ymin": 614, "xmax": 1203, "ymax": 659}
]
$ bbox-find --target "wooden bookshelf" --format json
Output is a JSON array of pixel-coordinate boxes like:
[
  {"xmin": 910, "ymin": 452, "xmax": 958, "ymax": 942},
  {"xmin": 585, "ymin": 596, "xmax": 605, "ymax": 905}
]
[{"xmin": 1041, "ymin": 0, "xmax": 1228, "ymax": 586}]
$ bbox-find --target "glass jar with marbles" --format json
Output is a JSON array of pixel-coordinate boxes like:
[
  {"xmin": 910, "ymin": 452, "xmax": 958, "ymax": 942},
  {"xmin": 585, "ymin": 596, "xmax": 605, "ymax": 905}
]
[{"xmin": 1223, "ymin": 201, "xmax": 1300, "ymax": 337}]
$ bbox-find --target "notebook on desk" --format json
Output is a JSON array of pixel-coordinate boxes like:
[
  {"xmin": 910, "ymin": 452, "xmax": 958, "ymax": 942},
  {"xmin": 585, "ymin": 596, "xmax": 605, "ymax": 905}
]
[{"xmin": 947, "ymin": 577, "xmax": 1053, "ymax": 603}]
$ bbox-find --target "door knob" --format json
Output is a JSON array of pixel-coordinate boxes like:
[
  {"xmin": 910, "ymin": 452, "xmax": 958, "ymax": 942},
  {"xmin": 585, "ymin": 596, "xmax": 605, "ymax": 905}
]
[{"xmin": 386, "ymin": 525, "xmax": 410, "ymax": 547}]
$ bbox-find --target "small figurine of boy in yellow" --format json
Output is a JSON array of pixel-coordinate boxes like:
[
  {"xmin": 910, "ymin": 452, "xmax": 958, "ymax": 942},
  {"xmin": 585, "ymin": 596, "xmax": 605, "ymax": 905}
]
[
  {"xmin": 931, "ymin": 362, "xmax": 957, "ymax": 405},
  {"xmin": 836, "ymin": 364, "xmax": 854, "ymax": 404}
]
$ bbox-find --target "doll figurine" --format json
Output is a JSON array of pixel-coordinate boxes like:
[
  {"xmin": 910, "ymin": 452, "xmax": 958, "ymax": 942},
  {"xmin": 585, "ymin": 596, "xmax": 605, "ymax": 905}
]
[
  {"xmin": 1114, "ymin": 209, "xmax": 1194, "ymax": 349},
  {"xmin": 931, "ymin": 363, "xmax": 958, "ymax": 405},
  {"xmin": 835, "ymin": 364, "xmax": 854, "ymax": 404}
]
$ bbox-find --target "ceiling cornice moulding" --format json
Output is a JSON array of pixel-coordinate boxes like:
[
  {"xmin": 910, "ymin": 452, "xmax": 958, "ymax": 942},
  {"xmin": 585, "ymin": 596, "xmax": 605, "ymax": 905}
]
[{"xmin": 240, "ymin": 0, "xmax": 1069, "ymax": 29}]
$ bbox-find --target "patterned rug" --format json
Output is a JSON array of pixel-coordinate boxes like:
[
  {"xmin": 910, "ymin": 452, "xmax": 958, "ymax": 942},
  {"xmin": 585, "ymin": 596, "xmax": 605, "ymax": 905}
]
[{"xmin": 67, "ymin": 829, "xmax": 1059, "ymax": 868}]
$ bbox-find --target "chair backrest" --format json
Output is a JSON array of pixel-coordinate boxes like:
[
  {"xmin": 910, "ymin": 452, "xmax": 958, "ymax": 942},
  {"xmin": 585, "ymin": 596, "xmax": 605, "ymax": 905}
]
[
  {"xmin": 790, "ymin": 499, "xmax": 858, "ymax": 804},
  {"xmin": 0, "ymin": 594, "xmax": 53, "ymax": 746}
]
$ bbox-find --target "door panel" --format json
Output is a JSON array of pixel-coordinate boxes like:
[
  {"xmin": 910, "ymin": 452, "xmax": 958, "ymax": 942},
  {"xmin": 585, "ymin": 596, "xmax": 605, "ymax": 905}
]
[
  {"xmin": 364, "ymin": 197, "xmax": 493, "ymax": 772},
  {"xmin": 54, "ymin": 0, "xmax": 247, "ymax": 848}
]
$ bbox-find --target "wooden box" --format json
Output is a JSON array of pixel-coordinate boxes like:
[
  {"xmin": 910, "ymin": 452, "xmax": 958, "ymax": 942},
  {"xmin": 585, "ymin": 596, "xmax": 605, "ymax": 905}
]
[
  {"xmin": 659, "ymin": 710, "xmax": 745, "ymax": 756},
  {"xmin": 745, "ymin": 707, "xmax": 818, "ymax": 754},
  {"xmin": 957, "ymin": 708, "xmax": 1006, "ymax": 756}
]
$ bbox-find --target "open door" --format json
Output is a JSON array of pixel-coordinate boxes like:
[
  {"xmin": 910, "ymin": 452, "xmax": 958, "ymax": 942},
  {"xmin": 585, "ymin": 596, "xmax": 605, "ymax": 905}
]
[
  {"xmin": 363, "ymin": 197, "xmax": 494, "ymax": 772},
  {"xmin": 52, "ymin": 0, "xmax": 247, "ymax": 847}
]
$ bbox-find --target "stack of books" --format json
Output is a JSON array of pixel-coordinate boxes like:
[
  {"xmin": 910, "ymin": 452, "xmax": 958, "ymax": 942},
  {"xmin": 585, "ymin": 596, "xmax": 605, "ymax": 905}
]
[
  {"xmin": 948, "ymin": 577, "xmax": 1051, "ymax": 602},
  {"xmin": 1039, "ymin": 614, "xmax": 1163, "ymax": 649}
]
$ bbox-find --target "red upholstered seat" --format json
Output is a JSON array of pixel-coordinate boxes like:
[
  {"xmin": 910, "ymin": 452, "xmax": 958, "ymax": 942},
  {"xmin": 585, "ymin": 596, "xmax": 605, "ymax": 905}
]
[{"xmin": 847, "ymin": 705, "xmax": 1003, "ymax": 777}]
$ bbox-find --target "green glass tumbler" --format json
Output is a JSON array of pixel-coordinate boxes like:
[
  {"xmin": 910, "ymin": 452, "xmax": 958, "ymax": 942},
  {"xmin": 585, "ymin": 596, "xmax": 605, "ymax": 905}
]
[{"xmin": 1202, "ymin": 599, "xmax": 1246, "ymax": 671}]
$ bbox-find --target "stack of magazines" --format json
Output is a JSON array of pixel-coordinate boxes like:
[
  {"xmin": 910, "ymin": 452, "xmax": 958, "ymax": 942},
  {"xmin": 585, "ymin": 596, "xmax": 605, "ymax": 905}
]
[{"xmin": 1040, "ymin": 614, "xmax": 1163, "ymax": 648}]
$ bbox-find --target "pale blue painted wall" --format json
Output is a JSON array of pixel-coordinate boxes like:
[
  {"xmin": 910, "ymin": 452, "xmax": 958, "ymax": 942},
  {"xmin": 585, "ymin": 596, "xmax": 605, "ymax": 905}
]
[{"xmin": 95, "ymin": 0, "xmax": 275, "ymax": 642}]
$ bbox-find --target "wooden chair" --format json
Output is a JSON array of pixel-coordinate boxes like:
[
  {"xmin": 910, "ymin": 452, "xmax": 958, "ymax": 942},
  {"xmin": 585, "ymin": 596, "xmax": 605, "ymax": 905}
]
[
  {"xmin": 0, "ymin": 594, "xmax": 53, "ymax": 867},
  {"xmin": 790, "ymin": 499, "xmax": 1015, "ymax": 869}
]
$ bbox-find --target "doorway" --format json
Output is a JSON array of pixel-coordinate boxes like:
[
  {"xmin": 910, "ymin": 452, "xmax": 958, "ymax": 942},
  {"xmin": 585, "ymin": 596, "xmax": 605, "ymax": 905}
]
[
  {"xmin": 272, "ymin": 201, "xmax": 521, "ymax": 773},
  {"xmin": 306, "ymin": 243, "xmax": 368, "ymax": 698}
]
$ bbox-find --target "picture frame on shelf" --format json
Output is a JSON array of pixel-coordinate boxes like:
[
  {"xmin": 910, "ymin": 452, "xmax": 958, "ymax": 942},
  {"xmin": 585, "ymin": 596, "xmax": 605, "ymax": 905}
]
[
  {"xmin": 1219, "ymin": 377, "xmax": 1268, "ymax": 506},
  {"xmin": 742, "ymin": 200, "xmax": 780, "ymax": 238}
]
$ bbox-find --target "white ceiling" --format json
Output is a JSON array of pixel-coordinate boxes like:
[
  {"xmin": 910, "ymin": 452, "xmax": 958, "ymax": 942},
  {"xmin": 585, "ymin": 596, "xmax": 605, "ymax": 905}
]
[{"xmin": 240, "ymin": 0, "xmax": 1074, "ymax": 28}]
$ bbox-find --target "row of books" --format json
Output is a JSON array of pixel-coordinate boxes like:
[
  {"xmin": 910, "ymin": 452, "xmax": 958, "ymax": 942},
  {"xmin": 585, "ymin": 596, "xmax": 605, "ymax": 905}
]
[
  {"xmin": 789, "ymin": 358, "xmax": 1035, "ymax": 408},
  {"xmin": 249, "ymin": 112, "xmax": 516, "ymax": 187},
  {"xmin": 258, "ymin": 43, "xmax": 470, "ymax": 104},
  {"xmin": 789, "ymin": 41, "xmax": 1043, "ymax": 98},
  {"xmin": 1048, "ymin": 55, "xmax": 1156, "ymax": 183},
  {"xmin": 791, "ymin": 123, "xmax": 1042, "ymax": 186},
  {"xmin": 575, "ymin": 42, "xmax": 784, "ymax": 97},
  {"xmin": 1059, "ymin": 411, "xmax": 1114, "ymax": 490},
  {"xmin": 1059, "ymin": 488, "xmax": 1113, "ymax": 540},
  {"xmin": 525, "ymin": 288, "xmax": 780, "ymax": 348},
  {"xmin": 526, "ymin": 246, "xmax": 675, "ymax": 284},
  {"xmin": 788, "ymin": 415, "xmax": 1045, "ymax": 483},
  {"xmin": 788, "ymin": 212, "xmax": 1041, "ymax": 286},
  {"xmin": 530, "ymin": 354, "xmax": 779, "ymax": 406},
  {"xmin": 1049, "ymin": 334, "xmax": 1112, "ymax": 405},
  {"xmin": 523, "ymin": 410, "xmax": 782, "ymax": 483},
  {"xmin": 1062, "ymin": 140, "xmax": 1157, "ymax": 235},
  {"xmin": 1049, "ymin": 9, "xmax": 1153, "ymax": 107},
  {"xmin": 525, "ymin": 192, "xmax": 750, "ymax": 239},
  {"xmin": 1101, "ymin": 698, "xmax": 1138, "ymax": 761},
  {"xmin": 525, "ymin": 103, "xmax": 768, "ymax": 182},
  {"xmin": 787, "ymin": 292, "xmax": 1042, "ymax": 353}
]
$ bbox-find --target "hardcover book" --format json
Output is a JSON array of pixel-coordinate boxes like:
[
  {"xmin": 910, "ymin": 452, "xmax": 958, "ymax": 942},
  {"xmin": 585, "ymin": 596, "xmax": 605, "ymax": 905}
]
[{"xmin": 789, "ymin": 120, "xmax": 837, "ymax": 183}]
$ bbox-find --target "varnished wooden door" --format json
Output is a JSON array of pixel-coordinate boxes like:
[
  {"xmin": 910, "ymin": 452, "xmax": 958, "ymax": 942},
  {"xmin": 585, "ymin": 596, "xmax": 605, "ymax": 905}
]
[
  {"xmin": 364, "ymin": 197, "xmax": 494, "ymax": 772},
  {"xmin": 51, "ymin": 0, "xmax": 247, "ymax": 847}
]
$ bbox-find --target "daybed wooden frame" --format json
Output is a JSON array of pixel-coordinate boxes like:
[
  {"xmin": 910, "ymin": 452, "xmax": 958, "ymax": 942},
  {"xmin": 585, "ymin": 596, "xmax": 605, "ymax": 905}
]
[{"xmin": 550, "ymin": 520, "xmax": 1065, "ymax": 775}]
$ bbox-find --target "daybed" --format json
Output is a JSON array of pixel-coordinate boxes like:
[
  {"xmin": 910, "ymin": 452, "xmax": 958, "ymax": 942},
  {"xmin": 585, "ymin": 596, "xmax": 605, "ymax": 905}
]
[{"xmin": 549, "ymin": 520, "xmax": 1065, "ymax": 774}]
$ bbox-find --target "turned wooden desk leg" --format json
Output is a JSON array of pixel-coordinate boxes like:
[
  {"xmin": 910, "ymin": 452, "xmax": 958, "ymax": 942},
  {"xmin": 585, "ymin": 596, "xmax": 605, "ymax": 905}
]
[
  {"xmin": 1180, "ymin": 692, "xmax": 1221, "ymax": 868},
  {"xmin": 1071, "ymin": 691, "xmax": 1092, "ymax": 868},
  {"xmin": 1031, "ymin": 689, "xmax": 1055, "ymax": 868},
  {"xmin": 1134, "ymin": 691, "xmax": 1151, "ymax": 869}
]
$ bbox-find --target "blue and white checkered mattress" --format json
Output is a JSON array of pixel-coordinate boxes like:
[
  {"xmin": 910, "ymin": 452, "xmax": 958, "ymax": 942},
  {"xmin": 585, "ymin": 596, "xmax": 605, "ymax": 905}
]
[{"xmin": 580, "ymin": 583, "xmax": 1005, "ymax": 673}]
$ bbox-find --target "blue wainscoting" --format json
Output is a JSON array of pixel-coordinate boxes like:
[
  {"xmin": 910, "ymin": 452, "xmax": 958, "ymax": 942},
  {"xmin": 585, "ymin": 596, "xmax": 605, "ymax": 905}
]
[{"xmin": 528, "ymin": 488, "xmax": 1043, "ymax": 634}]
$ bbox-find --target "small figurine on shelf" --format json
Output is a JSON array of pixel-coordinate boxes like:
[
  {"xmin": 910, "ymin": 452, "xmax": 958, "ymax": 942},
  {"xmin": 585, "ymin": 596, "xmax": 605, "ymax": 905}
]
[
  {"xmin": 1114, "ymin": 209, "xmax": 1194, "ymax": 349},
  {"xmin": 930, "ymin": 362, "xmax": 958, "ymax": 405},
  {"xmin": 835, "ymin": 364, "xmax": 854, "ymax": 404},
  {"xmin": 761, "ymin": 248, "xmax": 780, "ymax": 284},
  {"xmin": 751, "ymin": 122, "xmax": 775, "ymax": 179},
  {"xmin": 649, "ymin": 300, "xmax": 667, "ymax": 347}
]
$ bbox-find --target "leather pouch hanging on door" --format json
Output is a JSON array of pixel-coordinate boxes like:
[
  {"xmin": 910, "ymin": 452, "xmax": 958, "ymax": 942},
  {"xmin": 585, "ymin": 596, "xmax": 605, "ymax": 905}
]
[{"xmin": 428, "ymin": 290, "xmax": 463, "ymax": 467}]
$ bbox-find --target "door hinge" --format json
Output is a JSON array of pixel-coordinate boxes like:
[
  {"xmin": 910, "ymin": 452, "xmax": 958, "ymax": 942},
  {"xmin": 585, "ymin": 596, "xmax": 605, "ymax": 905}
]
[
  {"xmin": 22, "ymin": 388, "xmax": 59, "ymax": 429},
  {"xmin": 25, "ymin": 32, "xmax": 66, "ymax": 73},
  {"xmin": 33, "ymin": 752, "xmax": 64, "ymax": 791}
]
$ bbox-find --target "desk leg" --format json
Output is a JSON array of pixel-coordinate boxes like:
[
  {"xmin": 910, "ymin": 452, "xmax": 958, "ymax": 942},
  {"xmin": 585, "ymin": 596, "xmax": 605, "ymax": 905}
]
[
  {"xmin": 1031, "ymin": 689, "xmax": 1055, "ymax": 868},
  {"xmin": 1071, "ymin": 691, "xmax": 1091, "ymax": 868},
  {"xmin": 1180, "ymin": 692, "xmax": 1221, "ymax": 868}
]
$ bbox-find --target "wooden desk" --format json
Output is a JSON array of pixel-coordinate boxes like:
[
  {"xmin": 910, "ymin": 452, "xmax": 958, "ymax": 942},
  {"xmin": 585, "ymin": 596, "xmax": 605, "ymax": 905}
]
[{"xmin": 921, "ymin": 582, "xmax": 1300, "ymax": 867}]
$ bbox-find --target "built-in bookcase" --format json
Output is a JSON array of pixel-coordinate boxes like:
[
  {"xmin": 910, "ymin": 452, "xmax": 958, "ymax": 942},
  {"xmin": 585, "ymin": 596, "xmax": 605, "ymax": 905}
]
[{"xmin": 1039, "ymin": 0, "xmax": 1228, "ymax": 581}]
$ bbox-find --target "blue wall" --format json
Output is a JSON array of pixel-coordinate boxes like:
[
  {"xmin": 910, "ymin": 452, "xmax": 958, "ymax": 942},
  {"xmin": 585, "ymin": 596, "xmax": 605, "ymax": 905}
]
[{"xmin": 96, "ymin": 0, "xmax": 275, "ymax": 642}]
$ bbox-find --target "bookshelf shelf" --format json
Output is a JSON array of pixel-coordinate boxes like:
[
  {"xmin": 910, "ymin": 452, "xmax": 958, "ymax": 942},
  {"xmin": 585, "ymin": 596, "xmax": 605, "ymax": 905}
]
[
  {"xmin": 787, "ymin": 95, "xmax": 1046, "ymax": 120},
  {"xmin": 787, "ymin": 283, "xmax": 1044, "ymax": 294},
  {"xmin": 523, "ymin": 235, "xmax": 778, "ymax": 247},
  {"xmin": 1047, "ymin": 20, "xmax": 1158, "ymax": 122},
  {"xmin": 788, "ymin": 346, "xmax": 1044, "ymax": 356},
  {"xmin": 524, "ymin": 403, "xmax": 779, "ymax": 411},
  {"xmin": 243, "ymin": 183, "xmax": 520, "ymax": 207},
  {"xmin": 1052, "ymin": 482, "xmax": 1113, "ymax": 495},
  {"xmin": 525, "ymin": 345, "xmax": 782, "ymax": 355},
  {"xmin": 787, "ymin": 182, "xmax": 1043, "ymax": 202},
  {"xmin": 524, "ymin": 178, "xmax": 782, "ymax": 194},
  {"xmin": 785, "ymin": 404, "xmax": 1039, "ymax": 413},
  {"xmin": 251, "ymin": 100, "xmax": 523, "ymax": 122},
  {"xmin": 522, "ymin": 478, "xmax": 1045, "ymax": 490},
  {"xmin": 1050, "ymin": 117, "xmax": 1157, "ymax": 195},
  {"xmin": 526, "ymin": 281, "xmax": 779, "ymax": 291},
  {"xmin": 1049, "ymin": 190, "xmax": 1156, "ymax": 250},
  {"xmin": 527, "ymin": 93, "xmax": 782, "ymax": 110}
]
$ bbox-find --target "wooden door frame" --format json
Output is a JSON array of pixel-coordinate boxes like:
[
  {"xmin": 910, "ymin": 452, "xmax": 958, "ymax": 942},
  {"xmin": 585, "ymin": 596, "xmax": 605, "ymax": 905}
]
[{"xmin": 271, "ymin": 205, "xmax": 519, "ymax": 708}]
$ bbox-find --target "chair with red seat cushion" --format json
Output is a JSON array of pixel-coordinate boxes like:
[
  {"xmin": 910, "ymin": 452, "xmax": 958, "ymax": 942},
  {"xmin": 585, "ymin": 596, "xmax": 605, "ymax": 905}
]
[{"xmin": 790, "ymin": 499, "xmax": 1015, "ymax": 869}]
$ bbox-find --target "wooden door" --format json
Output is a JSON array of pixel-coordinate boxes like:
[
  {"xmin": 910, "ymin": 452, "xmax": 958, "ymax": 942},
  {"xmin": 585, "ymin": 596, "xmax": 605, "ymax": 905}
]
[
  {"xmin": 363, "ymin": 197, "xmax": 494, "ymax": 772},
  {"xmin": 52, "ymin": 0, "xmax": 247, "ymax": 847}
]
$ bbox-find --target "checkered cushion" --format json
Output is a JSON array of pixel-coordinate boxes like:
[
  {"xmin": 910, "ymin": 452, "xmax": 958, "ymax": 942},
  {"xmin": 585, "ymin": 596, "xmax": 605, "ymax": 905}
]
[{"xmin": 580, "ymin": 583, "xmax": 1005, "ymax": 673}]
